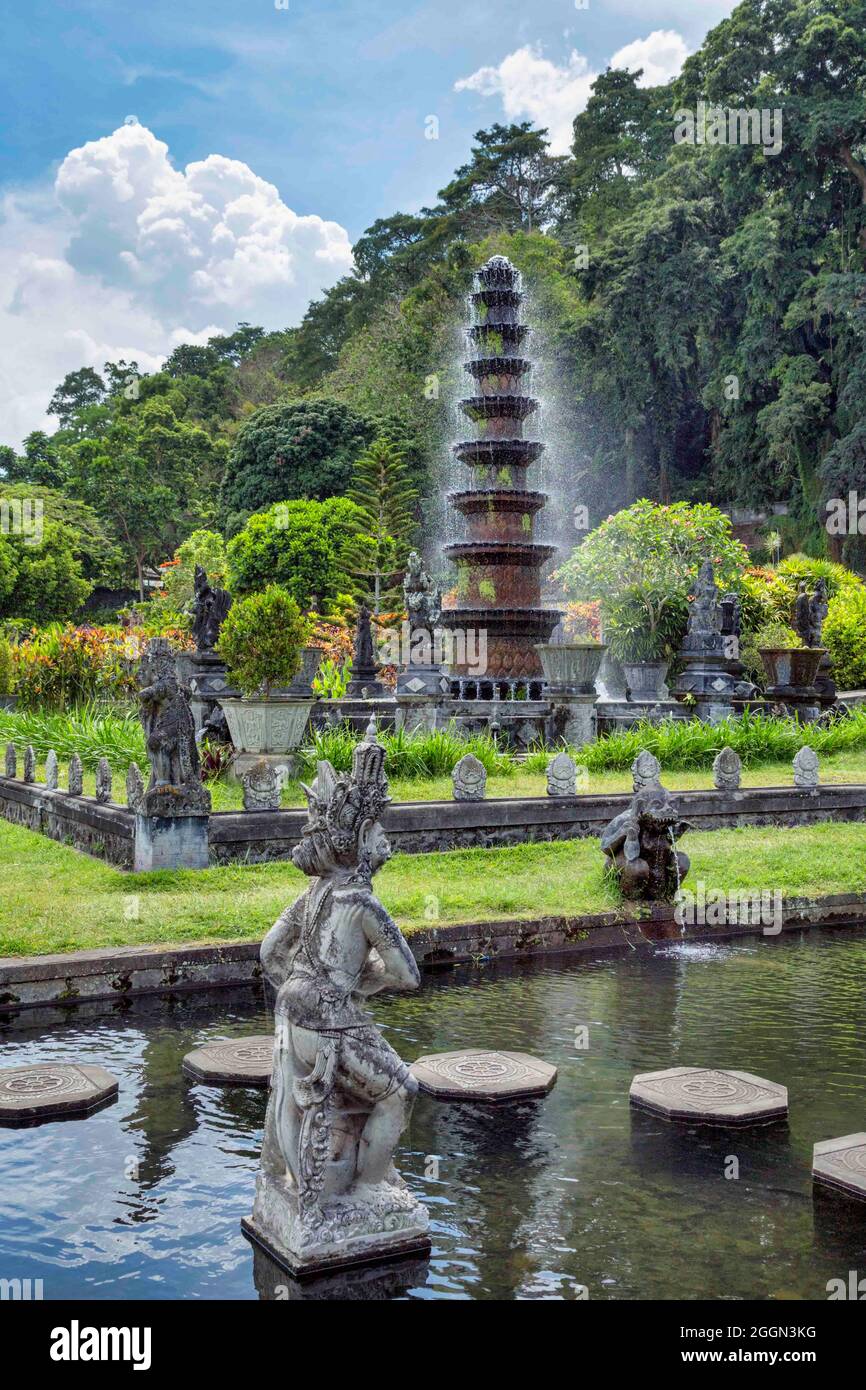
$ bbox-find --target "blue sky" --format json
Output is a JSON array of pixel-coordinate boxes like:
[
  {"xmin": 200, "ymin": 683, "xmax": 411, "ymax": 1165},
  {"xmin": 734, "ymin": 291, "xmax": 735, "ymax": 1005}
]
[{"xmin": 0, "ymin": 0, "xmax": 736, "ymax": 444}]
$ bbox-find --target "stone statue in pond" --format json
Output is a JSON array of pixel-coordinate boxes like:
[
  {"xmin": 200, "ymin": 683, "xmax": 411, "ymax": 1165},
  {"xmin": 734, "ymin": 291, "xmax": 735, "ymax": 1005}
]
[
  {"xmin": 246, "ymin": 719, "xmax": 429, "ymax": 1274},
  {"xmin": 601, "ymin": 782, "xmax": 690, "ymax": 902},
  {"xmin": 191, "ymin": 565, "xmax": 232, "ymax": 654},
  {"xmin": 138, "ymin": 637, "xmax": 210, "ymax": 817}
]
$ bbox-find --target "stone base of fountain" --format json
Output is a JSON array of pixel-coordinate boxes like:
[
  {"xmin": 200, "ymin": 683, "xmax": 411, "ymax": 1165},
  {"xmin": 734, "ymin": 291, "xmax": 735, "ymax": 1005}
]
[{"xmin": 243, "ymin": 1172, "xmax": 431, "ymax": 1278}]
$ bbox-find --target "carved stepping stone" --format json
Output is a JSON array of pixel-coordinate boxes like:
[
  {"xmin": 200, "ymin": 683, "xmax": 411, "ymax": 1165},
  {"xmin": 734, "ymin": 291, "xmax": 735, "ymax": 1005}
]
[
  {"xmin": 0, "ymin": 1063, "xmax": 118, "ymax": 1126},
  {"xmin": 630, "ymin": 1067, "xmax": 787, "ymax": 1127},
  {"xmin": 183, "ymin": 1036, "xmax": 273, "ymax": 1087},
  {"xmin": 812, "ymin": 1133, "xmax": 866, "ymax": 1202},
  {"xmin": 411, "ymin": 1050, "xmax": 557, "ymax": 1103}
]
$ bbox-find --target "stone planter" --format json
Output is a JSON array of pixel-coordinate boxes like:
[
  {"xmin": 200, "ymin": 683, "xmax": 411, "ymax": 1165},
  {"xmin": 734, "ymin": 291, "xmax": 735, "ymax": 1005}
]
[
  {"xmin": 622, "ymin": 659, "xmax": 670, "ymax": 702},
  {"xmin": 220, "ymin": 697, "xmax": 314, "ymax": 779},
  {"xmin": 535, "ymin": 643, "xmax": 607, "ymax": 695},
  {"xmin": 759, "ymin": 647, "xmax": 824, "ymax": 690}
]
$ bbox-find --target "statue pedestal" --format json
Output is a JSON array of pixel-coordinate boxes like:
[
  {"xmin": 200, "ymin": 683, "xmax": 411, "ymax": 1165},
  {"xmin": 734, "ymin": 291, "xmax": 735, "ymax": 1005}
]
[
  {"xmin": 395, "ymin": 693, "xmax": 446, "ymax": 734},
  {"xmin": 547, "ymin": 693, "xmax": 597, "ymax": 748},
  {"xmin": 134, "ymin": 813, "xmax": 209, "ymax": 871},
  {"xmin": 396, "ymin": 664, "xmax": 449, "ymax": 696},
  {"xmin": 177, "ymin": 650, "xmax": 239, "ymax": 734},
  {"xmin": 243, "ymin": 1171, "xmax": 430, "ymax": 1278}
]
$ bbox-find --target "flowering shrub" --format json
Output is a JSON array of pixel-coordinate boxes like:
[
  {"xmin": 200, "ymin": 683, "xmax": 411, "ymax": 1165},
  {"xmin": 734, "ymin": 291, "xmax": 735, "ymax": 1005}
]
[
  {"xmin": 10, "ymin": 623, "xmax": 194, "ymax": 709},
  {"xmin": 563, "ymin": 600, "xmax": 602, "ymax": 641}
]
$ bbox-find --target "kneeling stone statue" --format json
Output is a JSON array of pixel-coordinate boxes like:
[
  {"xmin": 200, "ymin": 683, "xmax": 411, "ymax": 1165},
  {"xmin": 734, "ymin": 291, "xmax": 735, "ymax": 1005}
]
[{"xmin": 244, "ymin": 719, "xmax": 430, "ymax": 1275}]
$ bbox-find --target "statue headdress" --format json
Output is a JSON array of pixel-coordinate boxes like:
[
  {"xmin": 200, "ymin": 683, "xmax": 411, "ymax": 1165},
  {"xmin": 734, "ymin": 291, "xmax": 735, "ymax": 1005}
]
[{"xmin": 299, "ymin": 718, "xmax": 391, "ymax": 859}]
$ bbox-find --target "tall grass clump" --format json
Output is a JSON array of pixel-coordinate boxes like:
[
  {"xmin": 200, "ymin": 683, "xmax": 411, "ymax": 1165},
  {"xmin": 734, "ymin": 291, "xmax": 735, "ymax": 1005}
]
[
  {"xmin": 296, "ymin": 721, "xmax": 513, "ymax": 781},
  {"xmin": 0, "ymin": 702, "xmax": 146, "ymax": 770},
  {"xmin": 576, "ymin": 707, "xmax": 866, "ymax": 772}
]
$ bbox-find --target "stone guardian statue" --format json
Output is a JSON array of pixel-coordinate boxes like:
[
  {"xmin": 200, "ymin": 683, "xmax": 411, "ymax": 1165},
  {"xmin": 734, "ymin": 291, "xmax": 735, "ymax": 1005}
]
[{"xmin": 244, "ymin": 719, "xmax": 430, "ymax": 1275}]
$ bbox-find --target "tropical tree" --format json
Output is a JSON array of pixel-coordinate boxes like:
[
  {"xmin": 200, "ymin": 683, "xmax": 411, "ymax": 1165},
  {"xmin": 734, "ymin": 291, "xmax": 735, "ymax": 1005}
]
[{"xmin": 219, "ymin": 398, "xmax": 375, "ymax": 533}]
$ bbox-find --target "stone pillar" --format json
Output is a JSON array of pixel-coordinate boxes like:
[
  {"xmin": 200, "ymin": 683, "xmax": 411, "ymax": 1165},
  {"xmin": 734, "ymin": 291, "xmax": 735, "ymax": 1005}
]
[
  {"xmin": 547, "ymin": 694, "xmax": 597, "ymax": 749},
  {"xmin": 134, "ymin": 812, "xmax": 209, "ymax": 871},
  {"xmin": 395, "ymin": 693, "xmax": 446, "ymax": 735}
]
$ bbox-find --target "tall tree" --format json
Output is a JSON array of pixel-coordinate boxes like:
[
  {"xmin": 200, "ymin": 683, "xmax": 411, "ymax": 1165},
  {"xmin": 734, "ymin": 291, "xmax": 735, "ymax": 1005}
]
[{"xmin": 345, "ymin": 437, "xmax": 418, "ymax": 612}]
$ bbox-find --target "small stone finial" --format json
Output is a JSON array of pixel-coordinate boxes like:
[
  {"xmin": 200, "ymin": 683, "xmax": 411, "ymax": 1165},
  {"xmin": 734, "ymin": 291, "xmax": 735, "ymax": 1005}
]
[
  {"xmin": 712, "ymin": 746, "xmax": 741, "ymax": 792},
  {"xmin": 546, "ymin": 750, "xmax": 578, "ymax": 797},
  {"xmin": 793, "ymin": 746, "xmax": 819, "ymax": 790},
  {"xmin": 23, "ymin": 746, "xmax": 36, "ymax": 784},
  {"xmin": 631, "ymin": 750, "xmax": 662, "ymax": 792},
  {"xmin": 4, "ymin": 742, "xmax": 16, "ymax": 778},
  {"xmin": 68, "ymin": 753, "xmax": 84, "ymax": 797},
  {"xmin": 95, "ymin": 757, "xmax": 113, "ymax": 804},
  {"xmin": 44, "ymin": 750, "xmax": 59, "ymax": 791},
  {"xmin": 242, "ymin": 758, "xmax": 281, "ymax": 812},
  {"xmin": 452, "ymin": 752, "xmax": 487, "ymax": 801},
  {"xmin": 126, "ymin": 763, "xmax": 145, "ymax": 813}
]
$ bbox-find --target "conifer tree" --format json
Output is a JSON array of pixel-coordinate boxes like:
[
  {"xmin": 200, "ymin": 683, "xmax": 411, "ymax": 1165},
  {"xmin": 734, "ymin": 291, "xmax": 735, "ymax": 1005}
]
[{"xmin": 345, "ymin": 437, "xmax": 418, "ymax": 613}]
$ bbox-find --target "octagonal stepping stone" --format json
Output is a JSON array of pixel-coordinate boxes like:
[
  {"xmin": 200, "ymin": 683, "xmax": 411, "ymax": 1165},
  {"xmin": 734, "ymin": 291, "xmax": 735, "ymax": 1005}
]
[
  {"xmin": 629, "ymin": 1067, "xmax": 787, "ymax": 1127},
  {"xmin": 0, "ymin": 1063, "xmax": 118, "ymax": 1126},
  {"xmin": 812, "ymin": 1133, "xmax": 866, "ymax": 1202},
  {"xmin": 411, "ymin": 1050, "xmax": 557, "ymax": 1103},
  {"xmin": 183, "ymin": 1036, "xmax": 273, "ymax": 1087}
]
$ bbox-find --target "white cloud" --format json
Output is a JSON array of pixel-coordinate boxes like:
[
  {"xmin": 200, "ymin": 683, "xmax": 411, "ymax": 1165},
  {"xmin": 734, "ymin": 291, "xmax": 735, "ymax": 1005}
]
[
  {"xmin": 455, "ymin": 47, "xmax": 597, "ymax": 155},
  {"xmin": 1, "ymin": 122, "xmax": 353, "ymax": 447},
  {"xmin": 610, "ymin": 30, "xmax": 690, "ymax": 87},
  {"xmin": 455, "ymin": 30, "xmax": 690, "ymax": 154}
]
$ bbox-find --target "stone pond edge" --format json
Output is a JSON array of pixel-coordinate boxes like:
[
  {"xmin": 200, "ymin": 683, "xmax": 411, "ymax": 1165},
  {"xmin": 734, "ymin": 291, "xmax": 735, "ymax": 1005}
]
[{"xmin": 1, "ymin": 890, "xmax": 864, "ymax": 1016}]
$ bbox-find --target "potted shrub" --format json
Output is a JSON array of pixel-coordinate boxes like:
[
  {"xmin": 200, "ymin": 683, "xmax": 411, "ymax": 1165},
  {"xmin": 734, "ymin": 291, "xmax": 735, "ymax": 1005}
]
[
  {"xmin": 553, "ymin": 500, "xmax": 750, "ymax": 705},
  {"xmin": 754, "ymin": 621, "xmax": 823, "ymax": 690},
  {"xmin": 0, "ymin": 636, "xmax": 16, "ymax": 710},
  {"xmin": 602, "ymin": 588, "xmax": 680, "ymax": 701},
  {"xmin": 216, "ymin": 586, "xmax": 313, "ymax": 770}
]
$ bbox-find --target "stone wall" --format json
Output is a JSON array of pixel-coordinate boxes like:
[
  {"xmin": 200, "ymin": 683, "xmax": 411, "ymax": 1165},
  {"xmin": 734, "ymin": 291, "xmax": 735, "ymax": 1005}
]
[
  {"xmin": 2, "ymin": 773, "xmax": 865, "ymax": 868},
  {"xmin": 209, "ymin": 783, "xmax": 866, "ymax": 863},
  {"xmin": 0, "ymin": 778, "xmax": 133, "ymax": 866},
  {"xmin": 2, "ymin": 891, "xmax": 863, "ymax": 1017}
]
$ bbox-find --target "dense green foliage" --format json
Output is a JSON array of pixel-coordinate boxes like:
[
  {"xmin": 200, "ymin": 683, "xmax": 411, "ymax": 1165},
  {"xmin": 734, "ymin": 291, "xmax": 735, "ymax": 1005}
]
[
  {"xmin": 226, "ymin": 497, "xmax": 367, "ymax": 608},
  {"xmin": 2, "ymin": 0, "xmax": 864, "ymax": 635},
  {"xmin": 219, "ymin": 399, "xmax": 375, "ymax": 535}
]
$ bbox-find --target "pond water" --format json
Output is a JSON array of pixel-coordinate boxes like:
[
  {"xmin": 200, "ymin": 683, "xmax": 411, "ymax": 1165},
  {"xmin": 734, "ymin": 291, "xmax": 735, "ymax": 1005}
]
[{"xmin": 2, "ymin": 928, "xmax": 866, "ymax": 1301}]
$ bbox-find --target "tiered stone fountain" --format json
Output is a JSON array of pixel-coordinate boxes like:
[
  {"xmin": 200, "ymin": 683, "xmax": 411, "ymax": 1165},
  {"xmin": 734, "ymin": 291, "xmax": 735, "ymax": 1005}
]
[{"xmin": 442, "ymin": 255, "xmax": 561, "ymax": 692}]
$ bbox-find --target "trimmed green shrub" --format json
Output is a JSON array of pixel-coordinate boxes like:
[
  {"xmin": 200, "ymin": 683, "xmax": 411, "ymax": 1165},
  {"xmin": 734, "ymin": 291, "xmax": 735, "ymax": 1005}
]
[{"xmin": 217, "ymin": 585, "xmax": 309, "ymax": 697}]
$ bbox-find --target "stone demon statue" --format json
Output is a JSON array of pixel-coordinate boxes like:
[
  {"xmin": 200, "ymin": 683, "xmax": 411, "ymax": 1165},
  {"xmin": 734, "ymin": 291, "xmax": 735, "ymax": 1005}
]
[
  {"xmin": 600, "ymin": 782, "xmax": 690, "ymax": 902},
  {"xmin": 246, "ymin": 719, "xmax": 429, "ymax": 1273},
  {"xmin": 137, "ymin": 638, "xmax": 210, "ymax": 816},
  {"xmin": 403, "ymin": 550, "xmax": 442, "ymax": 636},
  {"xmin": 191, "ymin": 564, "xmax": 232, "ymax": 654}
]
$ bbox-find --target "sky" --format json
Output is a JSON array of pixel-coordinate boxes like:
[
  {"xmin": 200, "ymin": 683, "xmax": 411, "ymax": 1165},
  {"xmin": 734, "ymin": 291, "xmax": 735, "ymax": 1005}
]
[{"xmin": 0, "ymin": 0, "xmax": 737, "ymax": 448}]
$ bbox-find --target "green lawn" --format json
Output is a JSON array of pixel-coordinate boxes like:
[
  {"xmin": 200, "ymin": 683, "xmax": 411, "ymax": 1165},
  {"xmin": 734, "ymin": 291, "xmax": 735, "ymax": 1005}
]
[
  {"xmin": 17, "ymin": 744, "xmax": 866, "ymax": 810},
  {"xmin": 0, "ymin": 818, "xmax": 864, "ymax": 958}
]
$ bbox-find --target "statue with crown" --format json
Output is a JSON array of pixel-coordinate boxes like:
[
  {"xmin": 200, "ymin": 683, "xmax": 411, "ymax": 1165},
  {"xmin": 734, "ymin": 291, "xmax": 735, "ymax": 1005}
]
[{"xmin": 243, "ymin": 718, "xmax": 431, "ymax": 1276}]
